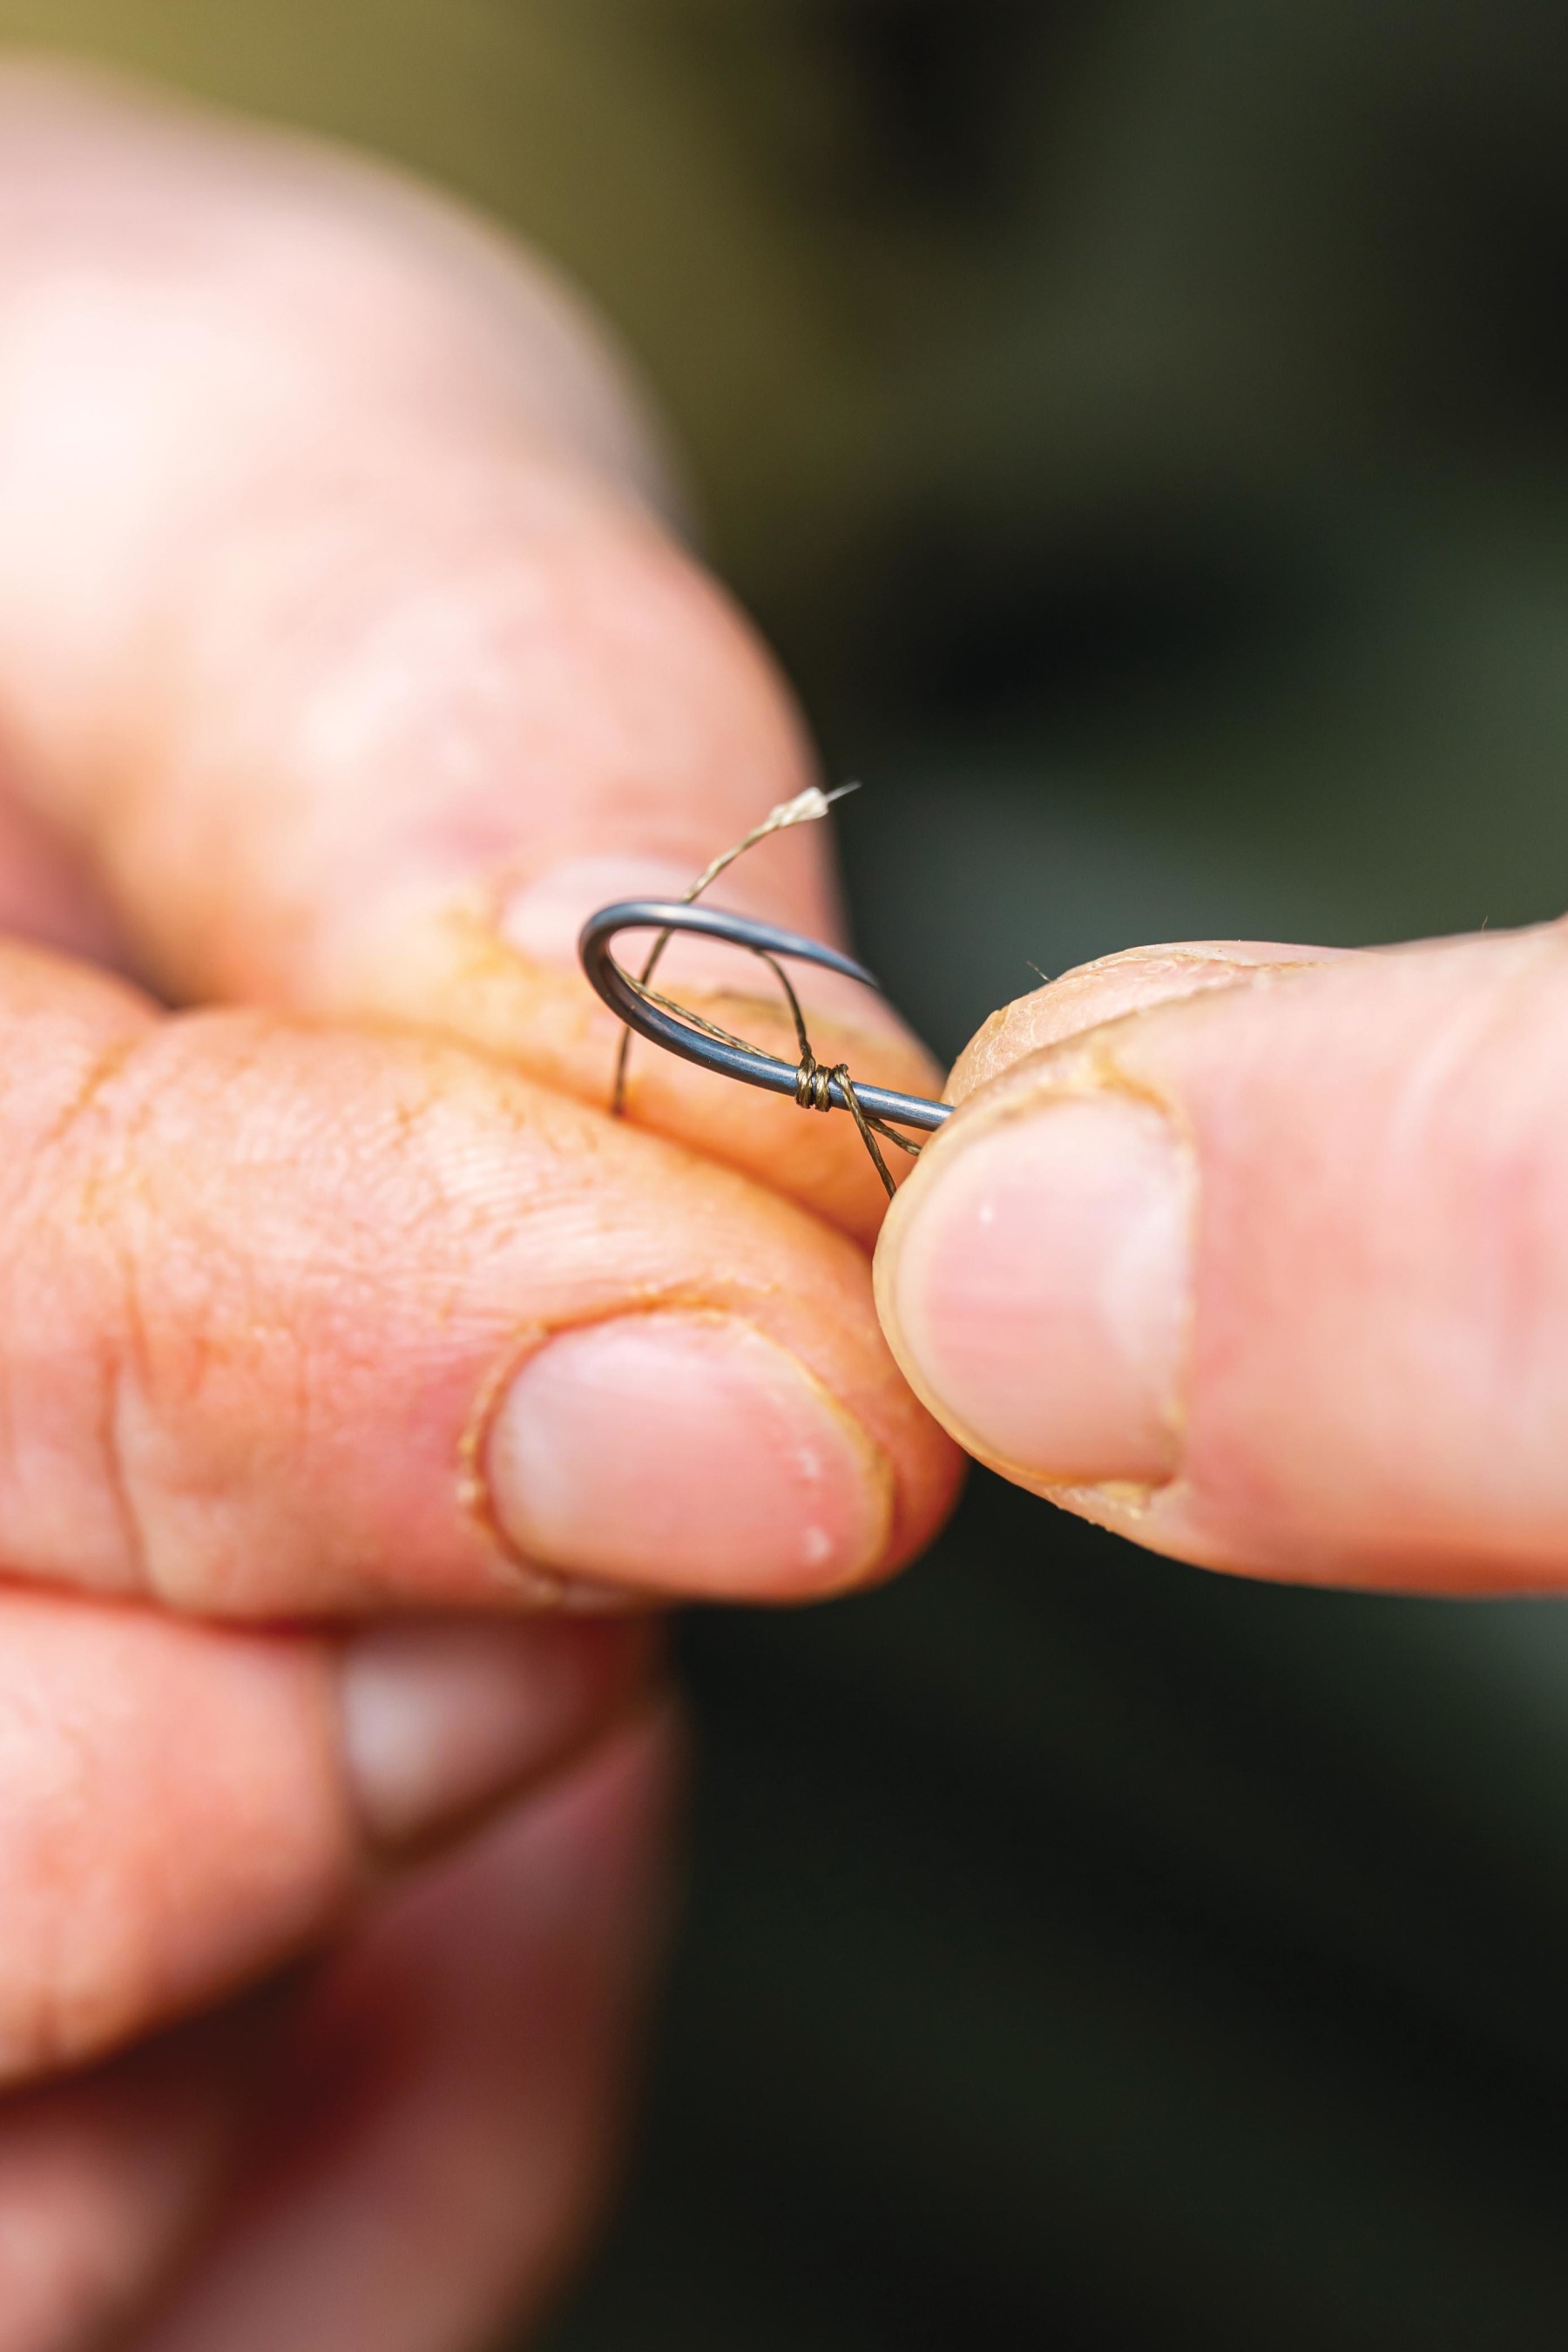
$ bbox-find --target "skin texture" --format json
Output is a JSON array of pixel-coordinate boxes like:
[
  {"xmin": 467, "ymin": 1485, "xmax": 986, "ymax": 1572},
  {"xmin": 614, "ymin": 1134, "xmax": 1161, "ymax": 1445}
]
[
  {"xmin": 0, "ymin": 947, "xmax": 946, "ymax": 1615},
  {"xmin": 0, "ymin": 61, "xmax": 938, "ymax": 1244},
  {"xmin": 30, "ymin": 49, "xmax": 1568, "ymax": 2349},
  {"xmin": 878, "ymin": 929, "xmax": 1568, "ymax": 1593},
  {"xmin": 0, "ymin": 60, "xmax": 961, "ymax": 2352}
]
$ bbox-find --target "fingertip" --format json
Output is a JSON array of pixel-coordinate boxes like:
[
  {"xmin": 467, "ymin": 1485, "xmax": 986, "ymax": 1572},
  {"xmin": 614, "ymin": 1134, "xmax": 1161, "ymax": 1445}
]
[
  {"xmin": 949, "ymin": 938, "xmax": 1352, "ymax": 1102},
  {"xmin": 335, "ymin": 1614, "xmax": 661, "ymax": 1853},
  {"xmin": 344, "ymin": 860, "xmax": 943, "ymax": 1247}
]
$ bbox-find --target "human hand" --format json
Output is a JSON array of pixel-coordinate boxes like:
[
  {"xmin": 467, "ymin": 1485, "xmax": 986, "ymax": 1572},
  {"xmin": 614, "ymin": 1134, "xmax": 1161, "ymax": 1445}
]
[
  {"xmin": 876, "ymin": 925, "xmax": 1568, "ymax": 1594},
  {"xmin": 0, "ymin": 61, "xmax": 959, "ymax": 2351}
]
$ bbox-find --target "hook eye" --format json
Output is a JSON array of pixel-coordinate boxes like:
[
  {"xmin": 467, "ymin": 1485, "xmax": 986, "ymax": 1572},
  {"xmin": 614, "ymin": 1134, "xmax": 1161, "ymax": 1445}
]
[{"xmin": 578, "ymin": 898, "xmax": 951, "ymax": 1133}]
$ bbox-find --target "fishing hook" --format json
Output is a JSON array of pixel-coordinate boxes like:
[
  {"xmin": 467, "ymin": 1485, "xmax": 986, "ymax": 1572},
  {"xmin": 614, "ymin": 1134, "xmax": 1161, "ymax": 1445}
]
[{"xmin": 578, "ymin": 899, "xmax": 952, "ymax": 1146}]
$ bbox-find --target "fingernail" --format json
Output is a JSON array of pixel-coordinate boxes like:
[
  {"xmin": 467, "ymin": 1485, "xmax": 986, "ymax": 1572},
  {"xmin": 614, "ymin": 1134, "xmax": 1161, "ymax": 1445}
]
[
  {"xmin": 500, "ymin": 855, "xmax": 706, "ymax": 969},
  {"xmin": 883, "ymin": 1095, "xmax": 1193, "ymax": 1484},
  {"xmin": 338, "ymin": 1617, "xmax": 650, "ymax": 1848},
  {"xmin": 485, "ymin": 1311, "xmax": 892, "ymax": 1597},
  {"xmin": 501, "ymin": 854, "xmax": 788, "ymax": 998}
]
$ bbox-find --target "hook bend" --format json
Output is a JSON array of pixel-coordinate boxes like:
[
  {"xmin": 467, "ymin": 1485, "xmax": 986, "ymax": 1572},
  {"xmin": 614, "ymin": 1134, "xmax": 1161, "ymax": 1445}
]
[{"xmin": 578, "ymin": 898, "xmax": 951, "ymax": 1133}]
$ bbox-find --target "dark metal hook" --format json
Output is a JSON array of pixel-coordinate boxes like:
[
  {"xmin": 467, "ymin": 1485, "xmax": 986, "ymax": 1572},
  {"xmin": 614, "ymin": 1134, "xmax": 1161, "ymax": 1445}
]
[{"xmin": 578, "ymin": 899, "xmax": 952, "ymax": 1133}]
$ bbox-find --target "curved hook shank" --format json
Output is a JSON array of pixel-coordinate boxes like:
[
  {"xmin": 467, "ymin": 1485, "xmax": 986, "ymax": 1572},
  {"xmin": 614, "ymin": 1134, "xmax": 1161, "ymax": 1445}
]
[{"xmin": 578, "ymin": 899, "xmax": 951, "ymax": 1132}]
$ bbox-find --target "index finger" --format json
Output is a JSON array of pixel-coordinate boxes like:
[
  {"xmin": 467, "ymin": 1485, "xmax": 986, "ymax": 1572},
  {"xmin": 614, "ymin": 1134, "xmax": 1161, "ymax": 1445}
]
[{"xmin": 0, "ymin": 64, "xmax": 936, "ymax": 1241}]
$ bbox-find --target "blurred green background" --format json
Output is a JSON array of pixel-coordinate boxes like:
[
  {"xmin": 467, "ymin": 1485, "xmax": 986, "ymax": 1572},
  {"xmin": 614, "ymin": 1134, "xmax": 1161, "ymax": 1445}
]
[{"xmin": 9, "ymin": 4, "xmax": 1568, "ymax": 2343}]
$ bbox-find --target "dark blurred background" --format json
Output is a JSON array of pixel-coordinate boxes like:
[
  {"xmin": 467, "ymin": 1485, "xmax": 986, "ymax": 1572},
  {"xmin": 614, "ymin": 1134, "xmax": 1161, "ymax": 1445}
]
[{"xmin": 9, "ymin": 4, "xmax": 1568, "ymax": 2343}]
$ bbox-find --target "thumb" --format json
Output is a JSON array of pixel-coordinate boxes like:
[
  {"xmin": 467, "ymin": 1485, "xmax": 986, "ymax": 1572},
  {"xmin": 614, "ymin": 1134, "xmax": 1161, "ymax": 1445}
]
[{"xmin": 875, "ymin": 923, "xmax": 1568, "ymax": 1594}]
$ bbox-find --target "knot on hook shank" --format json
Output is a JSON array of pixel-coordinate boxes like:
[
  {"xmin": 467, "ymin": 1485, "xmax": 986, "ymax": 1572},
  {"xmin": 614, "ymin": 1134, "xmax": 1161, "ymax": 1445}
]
[
  {"xmin": 794, "ymin": 1052, "xmax": 846, "ymax": 1114},
  {"xmin": 578, "ymin": 884, "xmax": 951, "ymax": 1202}
]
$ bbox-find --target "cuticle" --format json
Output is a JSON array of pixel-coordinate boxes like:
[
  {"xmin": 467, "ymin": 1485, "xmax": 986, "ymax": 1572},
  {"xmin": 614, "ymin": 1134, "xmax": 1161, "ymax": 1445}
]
[
  {"xmin": 459, "ymin": 1320, "xmax": 551, "ymax": 1574},
  {"xmin": 1038, "ymin": 1477, "xmax": 1166, "ymax": 1519}
]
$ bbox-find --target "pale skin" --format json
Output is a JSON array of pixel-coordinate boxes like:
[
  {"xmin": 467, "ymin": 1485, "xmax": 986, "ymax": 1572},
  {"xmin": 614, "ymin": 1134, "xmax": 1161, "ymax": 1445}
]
[
  {"xmin": 0, "ymin": 59, "xmax": 961, "ymax": 2352},
  {"xmin": 877, "ymin": 929, "xmax": 1568, "ymax": 1592},
  {"xmin": 3, "ymin": 52, "xmax": 1558, "ymax": 2352}
]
